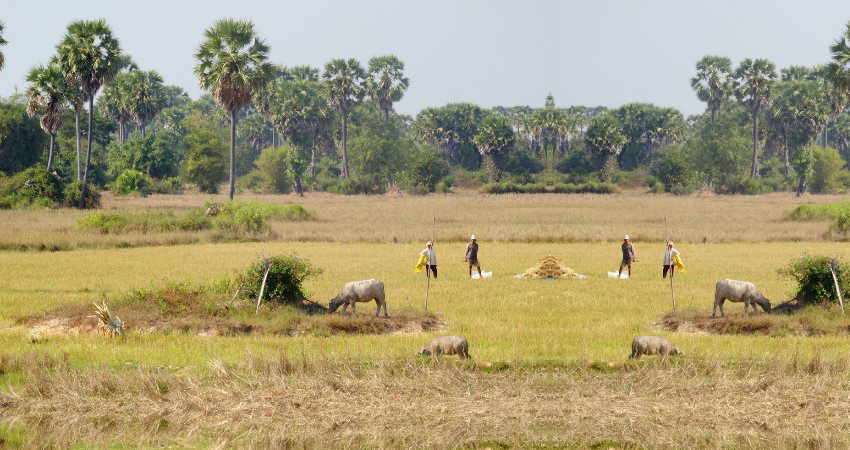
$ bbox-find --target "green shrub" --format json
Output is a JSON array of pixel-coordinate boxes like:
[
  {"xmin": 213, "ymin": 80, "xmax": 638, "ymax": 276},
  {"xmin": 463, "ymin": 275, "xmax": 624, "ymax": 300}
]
[
  {"xmin": 254, "ymin": 146, "xmax": 292, "ymax": 194},
  {"xmin": 435, "ymin": 180, "xmax": 451, "ymax": 193},
  {"xmin": 114, "ymin": 169, "xmax": 152, "ymax": 196},
  {"xmin": 149, "ymin": 177, "xmax": 182, "ymax": 195},
  {"xmin": 327, "ymin": 175, "xmax": 386, "ymax": 195},
  {"xmin": 480, "ymin": 181, "xmax": 619, "ymax": 194},
  {"xmin": 184, "ymin": 129, "xmax": 227, "ymax": 194},
  {"xmin": 211, "ymin": 201, "xmax": 314, "ymax": 234},
  {"xmin": 715, "ymin": 175, "xmax": 772, "ymax": 195},
  {"xmin": 834, "ymin": 211, "xmax": 850, "ymax": 234},
  {"xmin": 236, "ymin": 170, "xmax": 265, "ymax": 193},
  {"xmin": 449, "ymin": 169, "xmax": 489, "ymax": 188},
  {"xmin": 786, "ymin": 201, "xmax": 850, "ymax": 221},
  {"xmin": 651, "ymin": 152, "xmax": 700, "ymax": 194},
  {"xmin": 77, "ymin": 211, "xmax": 203, "ymax": 233},
  {"xmin": 0, "ymin": 165, "xmax": 65, "ymax": 209},
  {"xmin": 243, "ymin": 254, "xmax": 321, "ymax": 305},
  {"xmin": 399, "ymin": 151, "xmax": 450, "ymax": 194},
  {"xmin": 810, "ymin": 146, "xmax": 849, "ymax": 194},
  {"xmin": 63, "ymin": 180, "xmax": 101, "ymax": 209},
  {"xmin": 782, "ymin": 255, "xmax": 850, "ymax": 307}
]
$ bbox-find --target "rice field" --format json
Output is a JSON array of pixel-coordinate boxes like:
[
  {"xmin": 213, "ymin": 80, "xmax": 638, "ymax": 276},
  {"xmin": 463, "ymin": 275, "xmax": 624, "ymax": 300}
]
[{"xmin": 1, "ymin": 191, "xmax": 849, "ymax": 448}]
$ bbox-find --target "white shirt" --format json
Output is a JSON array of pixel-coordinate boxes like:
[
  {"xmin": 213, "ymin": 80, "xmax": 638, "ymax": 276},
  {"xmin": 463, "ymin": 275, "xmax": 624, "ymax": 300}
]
[
  {"xmin": 663, "ymin": 248, "xmax": 680, "ymax": 265},
  {"xmin": 421, "ymin": 248, "xmax": 437, "ymax": 265}
]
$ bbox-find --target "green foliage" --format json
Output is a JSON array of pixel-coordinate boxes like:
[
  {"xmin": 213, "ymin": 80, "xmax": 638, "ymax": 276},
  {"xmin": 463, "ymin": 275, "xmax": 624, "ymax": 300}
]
[
  {"xmin": 651, "ymin": 150, "xmax": 701, "ymax": 194},
  {"xmin": 253, "ymin": 146, "xmax": 293, "ymax": 194},
  {"xmin": 448, "ymin": 168, "xmax": 489, "ymax": 189},
  {"xmin": 399, "ymin": 150, "xmax": 450, "ymax": 193},
  {"xmin": 480, "ymin": 181, "xmax": 618, "ymax": 194},
  {"xmin": 113, "ymin": 169, "xmax": 151, "ymax": 196},
  {"xmin": 782, "ymin": 255, "xmax": 850, "ymax": 306},
  {"xmin": 212, "ymin": 201, "xmax": 314, "ymax": 233},
  {"xmin": 787, "ymin": 201, "xmax": 850, "ymax": 221},
  {"xmin": 0, "ymin": 103, "xmax": 46, "ymax": 174},
  {"xmin": 77, "ymin": 201, "xmax": 312, "ymax": 234},
  {"xmin": 0, "ymin": 164, "xmax": 64, "ymax": 208},
  {"xmin": 691, "ymin": 55, "xmax": 734, "ymax": 118},
  {"xmin": 348, "ymin": 102, "xmax": 415, "ymax": 184},
  {"xmin": 612, "ymin": 103, "xmax": 686, "ymax": 169},
  {"xmin": 414, "ymin": 103, "xmax": 486, "ymax": 170},
  {"xmin": 714, "ymin": 175, "xmax": 772, "ymax": 195},
  {"xmin": 556, "ymin": 148, "xmax": 598, "ymax": 175},
  {"xmin": 106, "ymin": 132, "xmax": 180, "ymax": 180},
  {"xmin": 63, "ymin": 180, "xmax": 101, "ymax": 209},
  {"xmin": 681, "ymin": 103, "xmax": 751, "ymax": 187},
  {"xmin": 810, "ymin": 146, "xmax": 849, "ymax": 194},
  {"xmin": 184, "ymin": 128, "xmax": 227, "ymax": 193},
  {"xmin": 243, "ymin": 254, "xmax": 321, "ymax": 305},
  {"xmin": 327, "ymin": 174, "xmax": 387, "ymax": 195},
  {"xmin": 473, "ymin": 115, "xmax": 516, "ymax": 181},
  {"xmin": 584, "ymin": 114, "xmax": 626, "ymax": 181}
]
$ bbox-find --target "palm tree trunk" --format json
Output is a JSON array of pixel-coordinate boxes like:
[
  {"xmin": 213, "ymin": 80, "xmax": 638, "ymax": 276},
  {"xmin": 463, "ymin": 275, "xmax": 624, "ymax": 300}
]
[
  {"xmin": 47, "ymin": 133, "xmax": 55, "ymax": 172},
  {"xmin": 229, "ymin": 110, "xmax": 237, "ymax": 201},
  {"xmin": 75, "ymin": 105, "xmax": 82, "ymax": 180},
  {"xmin": 342, "ymin": 112, "xmax": 350, "ymax": 178},
  {"xmin": 310, "ymin": 127, "xmax": 318, "ymax": 177},
  {"xmin": 384, "ymin": 107, "xmax": 390, "ymax": 125},
  {"xmin": 79, "ymin": 96, "xmax": 94, "ymax": 209},
  {"xmin": 141, "ymin": 123, "xmax": 146, "ymax": 138},
  {"xmin": 272, "ymin": 127, "xmax": 277, "ymax": 148},
  {"xmin": 783, "ymin": 132, "xmax": 790, "ymax": 177},
  {"xmin": 750, "ymin": 109, "xmax": 759, "ymax": 178},
  {"xmin": 602, "ymin": 154, "xmax": 616, "ymax": 182},
  {"xmin": 294, "ymin": 176, "xmax": 303, "ymax": 197},
  {"xmin": 484, "ymin": 154, "xmax": 497, "ymax": 182},
  {"xmin": 119, "ymin": 119, "xmax": 124, "ymax": 143}
]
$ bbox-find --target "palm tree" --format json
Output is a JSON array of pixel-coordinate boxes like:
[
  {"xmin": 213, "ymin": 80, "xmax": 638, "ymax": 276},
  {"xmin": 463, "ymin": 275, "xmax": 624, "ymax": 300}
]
[
  {"xmin": 98, "ymin": 72, "xmax": 132, "ymax": 142},
  {"xmin": 367, "ymin": 55, "xmax": 409, "ymax": 123},
  {"xmin": 585, "ymin": 114, "xmax": 626, "ymax": 182},
  {"xmin": 734, "ymin": 58, "xmax": 777, "ymax": 178},
  {"xmin": 56, "ymin": 19, "xmax": 122, "ymax": 205},
  {"xmin": 827, "ymin": 20, "xmax": 850, "ymax": 101},
  {"xmin": 194, "ymin": 19, "xmax": 272, "ymax": 200},
  {"xmin": 125, "ymin": 70, "xmax": 165, "ymax": 137},
  {"xmin": 0, "ymin": 21, "xmax": 7, "ymax": 71},
  {"xmin": 473, "ymin": 115, "xmax": 515, "ymax": 182},
  {"xmin": 323, "ymin": 58, "xmax": 366, "ymax": 178},
  {"xmin": 26, "ymin": 64, "xmax": 69, "ymax": 171},
  {"xmin": 691, "ymin": 55, "xmax": 734, "ymax": 121}
]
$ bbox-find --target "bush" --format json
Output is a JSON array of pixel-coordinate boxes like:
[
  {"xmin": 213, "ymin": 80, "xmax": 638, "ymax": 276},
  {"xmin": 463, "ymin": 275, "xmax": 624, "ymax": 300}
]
[
  {"xmin": 448, "ymin": 169, "xmax": 489, "ymax": 189},
  {"xmin": 327, "ymin": 175, "xmax": 386, "ymax": 195},
  {"xmin": 0, "ymin": 164, "xmax": 65, "ymax": 208},
  {"xmin": 254, "ymin": 146, "xmax": 293, "ymax": 194},
  {"xmin": 786, "ymin": 201, "xmax": 850, "ymax": 221},
  {"xmin": 782, "ymin": 255, "xmax": 850, "ymax": 307},
  {"xmin": 64, "ymin": 180, "xmax": 102, "ymax": 209},
  {"xmin": 212, "ymin": 201, "xmax": 314, "ymax": 234},
  {"xmin": 810, "ymin": 146, "xmax": 849, "ymax": 194},
  {"xmin": 612, "ymin": 169, "xmax": 651, "ymax": 189},
  {"xmin": 399, "ymin": 151, "xmax": 450, "ymax": 194},
  {"xmin": 149, "ymin": 177, "xmax": 182, "ymax": 195},
  {"xmin": 480, "ymin": 181, "xmax": 619, "ymax": 194},
  {"xmin": 243, "ymin": 254, "xmax": 321, "ymax": 305},
  {"xmin": 715, "ymin": 175, "xmax": 772, "ymax": 195},
  {"xmin": 651, "ymin": 151, "xmax": 700, "ymax": 194},
  {"xmin": 184, "ymin": 129, "xmax": 227, "ymax": 194},
  {"xmin": 114, "ymin": 169, "xmax": 152, "ymax": 196}
]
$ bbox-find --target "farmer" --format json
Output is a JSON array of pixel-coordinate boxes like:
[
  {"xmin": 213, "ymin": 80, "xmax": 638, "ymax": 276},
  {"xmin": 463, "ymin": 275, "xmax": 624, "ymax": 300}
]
[
  {"xmin": 464, "ymin": 234, "xmax": 483, "ymax": 278},
  {"xmin": 662, "ymin": 241, "xmax": 685, "ymax": 278},
  {"xmin": 618, "ymin": 235, "xmax": 636, "ymax": 278},
  {"xmin": 662, "ymin": 241, "xmax": 679, "ymax": 279},
  {"xmin": 420, "ymin": 241, "xmax": 438, "ymax": 279}
]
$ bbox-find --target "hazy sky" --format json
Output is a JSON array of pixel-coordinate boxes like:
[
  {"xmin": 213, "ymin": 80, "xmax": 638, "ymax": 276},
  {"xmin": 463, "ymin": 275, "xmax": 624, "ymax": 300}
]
[{"xmin": 2, "ymin": 0, "xmax": 850, "ymax": 116}]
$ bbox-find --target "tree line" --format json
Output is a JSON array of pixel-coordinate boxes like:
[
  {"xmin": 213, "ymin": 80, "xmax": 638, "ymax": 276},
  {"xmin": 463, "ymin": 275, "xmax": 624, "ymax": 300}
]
[{"xmin": 2, "ymin": 18, "xmax": 850, "ymax": 206}]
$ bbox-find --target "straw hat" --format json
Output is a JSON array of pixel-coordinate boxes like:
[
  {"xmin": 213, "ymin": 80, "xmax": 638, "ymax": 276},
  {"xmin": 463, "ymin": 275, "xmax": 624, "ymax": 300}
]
[
  {"xmin": 624, "ymin": 235, "xmax": 630, "ymax": 240},
  {"xmin": 470, "ymin": 234, "xmax": 477, "ymax": 240}
]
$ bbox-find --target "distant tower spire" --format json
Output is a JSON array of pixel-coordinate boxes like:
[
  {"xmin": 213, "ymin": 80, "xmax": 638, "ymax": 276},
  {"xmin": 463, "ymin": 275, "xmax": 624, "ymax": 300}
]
[{"xmin": 545, "ymin": 92, "xmax": 555, "ymax": 109}]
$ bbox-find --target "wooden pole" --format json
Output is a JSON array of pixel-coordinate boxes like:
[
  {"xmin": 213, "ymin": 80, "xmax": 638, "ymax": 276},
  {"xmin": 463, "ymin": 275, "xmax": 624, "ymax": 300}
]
[
  {"xmin": 829, "ymin": 258, "xmax": 844, "ymax": 315},
  {"xmin": 666, "ymin": 215, "xmax": 676, "ymax": 312},
  {"xmin": 424, "ymin": 215, "xmax": 436, "ymax": 311},
  {"xmin": 255, "ymin": 257, "xmax": 271, "ymax": 314}
]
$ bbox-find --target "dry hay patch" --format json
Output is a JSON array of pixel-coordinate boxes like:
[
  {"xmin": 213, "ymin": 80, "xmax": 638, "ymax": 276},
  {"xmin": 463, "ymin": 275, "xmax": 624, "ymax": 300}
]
[
  {"xmin": 521, "ymin": 255, "xmax": 583, "ymax": 279},
  {"xmin": 18, "ymin": 285, "xmax": 443, "ymax": 338}
]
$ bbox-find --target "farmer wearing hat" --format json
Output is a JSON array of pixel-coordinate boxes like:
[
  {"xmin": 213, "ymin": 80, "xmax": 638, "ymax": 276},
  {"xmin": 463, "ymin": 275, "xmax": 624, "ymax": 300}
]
[
  {"xmin": 420, "ymin": 241, "xmax": 438, "ymax": 279},
  {"xmin": 663, "ymin": 241, "xmax": 684, "ymax": 278},
  {"xmin": 618, "ymin": 235, "xmax": 636, "ymax": 278},
  {"xmin": 464, "ymin": 235, "xmax": 483, "ymax": 278}
]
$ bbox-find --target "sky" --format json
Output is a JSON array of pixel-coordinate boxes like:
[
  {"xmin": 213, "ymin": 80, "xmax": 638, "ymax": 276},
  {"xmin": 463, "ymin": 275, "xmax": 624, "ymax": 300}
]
[{"xmin": 2, "ymin": 0, "xmax": 850, "ymax": 117}]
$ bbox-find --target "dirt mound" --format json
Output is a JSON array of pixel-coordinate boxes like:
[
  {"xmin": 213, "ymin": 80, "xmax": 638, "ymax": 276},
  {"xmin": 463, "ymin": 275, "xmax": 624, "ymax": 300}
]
[
  {"xmin": 522, "ymin": 255, "xmax": 582, "ymax": 279},
  {"xmin": 656, "ymin": 308, "xmax": 849, "ymax": 337},
  {"xmin": 19, "ymin": 286, "xmax": 443, "ymax": 338}
]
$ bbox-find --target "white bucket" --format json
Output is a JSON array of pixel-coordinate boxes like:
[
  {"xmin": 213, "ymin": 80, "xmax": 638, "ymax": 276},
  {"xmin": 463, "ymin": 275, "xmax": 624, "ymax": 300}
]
[{"xmin": 472, "ymin": 271, "xmax": 493, "ymax": 280}]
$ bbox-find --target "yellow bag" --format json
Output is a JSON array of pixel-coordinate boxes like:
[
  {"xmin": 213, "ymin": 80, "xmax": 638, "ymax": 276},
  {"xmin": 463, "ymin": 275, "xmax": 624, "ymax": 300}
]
[
  {"xmin": 673, "ymin": 253, "xmax": 686, "ymax": 272},
  {"xmin": 415, "ymin": 253, "xmax": 427, "ymax": 272}
]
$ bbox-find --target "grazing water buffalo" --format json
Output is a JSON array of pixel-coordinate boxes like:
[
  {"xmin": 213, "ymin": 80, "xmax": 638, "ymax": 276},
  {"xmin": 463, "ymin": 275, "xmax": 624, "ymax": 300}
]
[
  {"xmin": 629, "ymin": 336, "xmax": 681, "ymax": 360},
  {"xmin": 328, "ymin": 279, "xmax": 388, "ymax": 317},
  {"xmin": 713, "ymin": 279, "xmax": 772, "ymax": 318},
  {"xmin": 418, "ymin": 336, "xmax": 471, "ymax": 359}
]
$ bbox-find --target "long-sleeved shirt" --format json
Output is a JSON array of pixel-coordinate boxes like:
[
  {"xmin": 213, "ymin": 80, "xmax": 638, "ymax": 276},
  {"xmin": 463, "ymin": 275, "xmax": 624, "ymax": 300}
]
[
  {"xmin": 421, "ymin": 247, "xmax": 437, "ymax": 265},
  {"xmin": 663, "ymin": 248, "xmax": 680, "ymax": 265}
]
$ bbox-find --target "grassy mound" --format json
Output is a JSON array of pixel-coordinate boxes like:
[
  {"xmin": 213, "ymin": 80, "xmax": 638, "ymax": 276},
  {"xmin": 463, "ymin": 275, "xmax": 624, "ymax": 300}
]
[
  {"xmin": 786, "ymin": 201, "xmax": 850, "ymax": 221},
  {"xmin": 77, "ymin": 201, "xmax": 314, "ymax": 234},
  {"xmin": 20, "ymin": 283, "xmax": 442, "ymax": 337},
  {"xmin": 657, "ymin": 306, "xmax": 850, "ymax": 336},
  {"xmin": 480, "ymin": 181, "xmax": 618, "ymax": 194}
]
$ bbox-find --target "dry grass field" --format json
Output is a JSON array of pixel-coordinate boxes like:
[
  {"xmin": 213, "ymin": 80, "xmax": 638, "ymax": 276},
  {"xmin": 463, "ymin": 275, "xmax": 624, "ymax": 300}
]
[{"xmin": 1, "ymin": 191, "xmax": 849, "ymax": 448}]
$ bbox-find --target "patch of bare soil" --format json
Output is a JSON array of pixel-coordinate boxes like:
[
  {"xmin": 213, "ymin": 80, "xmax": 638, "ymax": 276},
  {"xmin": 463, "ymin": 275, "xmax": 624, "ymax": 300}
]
[
  {"xmin": 18, "ymin": 286, "xmax": 444, "ymax": 337},
  {"xmin": 656, "ymin": 304, "xmax": 849, "ymax": 336}
]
